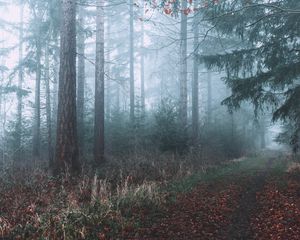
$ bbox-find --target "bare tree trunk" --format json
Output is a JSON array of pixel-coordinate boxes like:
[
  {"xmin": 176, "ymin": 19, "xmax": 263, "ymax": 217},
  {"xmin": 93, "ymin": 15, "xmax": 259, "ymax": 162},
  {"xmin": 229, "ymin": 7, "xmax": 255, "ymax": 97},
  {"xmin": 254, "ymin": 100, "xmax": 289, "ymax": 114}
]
[
  {"xmin": 260, "ymin": 117, "xmax": 266, "ymax": 149},
  {"xmin": 116, "ymin": 73, "xmax": 120, "ymax": 113},
  {"xmin": 231, "ymin": 113, "xmax": 235, "ymax": 143},
  {"xmin": 45, "ymin": 42, "xmax": 53, "ymax": 167},
  {"xmin": 15, "ymin": 1, "xmax": 24, "ymax": 163},
  {"xmin": 129, "ymin": 0, "xmax": 135, "ymax": 122},
  {"xmin": 179, "ymin": 0, "xmax": 188, "ymax": 130},
  {"xmin": 192, "ymin": 1, "xmax": 199, "ymax": 144},
  {"xmin": 105, "ymin": 15, "xmax": 111, "ymax": 120},
  {"xmin": 1, "ymin": 92, "xmax": 7, "ymax": 164},
  {"xmin": 94, "ymin": 0, "xmax": 105, "ymax": 164},
  {"xmin": 45, "ymin": 42, "xmax": 53, "ymax": 168},
  {"xmin": 52, "ymin": 39, "xmax": 59, "ymax": 127},
  {"xmin": 33, "ymin": 40, "xmax": 41, "ymax": 160},
  {"xmin": 77, "ymin": 4, "xmax": 85, "ymax": 159},
  {"xmin": 140, "ymin": 3, "xmax": 145, "ymax": 114},
  {"xmin": 207, "ymin": 71, "xmax": 212, "ymax": 125},
  {"xmin": 55, "ymin": 0, "xmax": 79, "ymax": 175}
]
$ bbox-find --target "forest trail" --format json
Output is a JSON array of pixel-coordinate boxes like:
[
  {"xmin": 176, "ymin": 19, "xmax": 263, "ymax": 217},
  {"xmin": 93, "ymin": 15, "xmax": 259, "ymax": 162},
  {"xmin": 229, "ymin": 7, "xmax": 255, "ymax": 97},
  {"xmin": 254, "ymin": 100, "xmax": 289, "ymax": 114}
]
[
  {"xmin": 227, "ymin": 157, "xmax": 274, "ymax": 240},
  {"xmin": 123, "ymin": 152, "xmax": 300, "ymax": 240}
]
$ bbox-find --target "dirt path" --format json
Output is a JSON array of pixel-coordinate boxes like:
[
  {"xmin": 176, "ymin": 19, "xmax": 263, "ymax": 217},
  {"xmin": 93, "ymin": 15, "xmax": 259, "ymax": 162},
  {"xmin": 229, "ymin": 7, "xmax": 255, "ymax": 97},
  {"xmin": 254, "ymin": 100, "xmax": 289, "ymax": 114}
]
[
  {"xmin": 124, "ymin": 157, "xmax": 279, "ymax": 240},
  {"xmin": 227, "ymin": 158, "xmax": 274, "ymax": 240}
]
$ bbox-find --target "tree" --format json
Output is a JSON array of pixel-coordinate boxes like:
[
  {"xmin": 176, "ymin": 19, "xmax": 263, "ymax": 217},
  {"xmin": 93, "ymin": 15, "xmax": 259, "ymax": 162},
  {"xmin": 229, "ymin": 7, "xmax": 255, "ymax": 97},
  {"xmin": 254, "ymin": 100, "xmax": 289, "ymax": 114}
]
[
  {"xmin": 30, "ymin": 2, "xmax": 44, "ymax": 161},
  {"xmin": 45, "ymin": 40, "xmax": 53, "ymax": 166},
  {"xmin": 192, "ymin": 0, "xmax": 200, "ymax": 143},
  {"xmin": 140, "ymin": 2, "xmax": 145, "ymax": 114},
  {"xmin": 94, "ymin": 0, "xmax": 105, "ymax": 164},
  {"xmin": 77, "ymin": 1, "xmax": 86, "ymax": 159},
  {"xmin": 207, "ymin": 71, "xmax": 212, "ymax": 125},
  {"xmin": 201, "ymin": 0, "xmax": 300, "ymax": 150},
  {"xmin": 55, "ymin": 0, "xmax": 80, "ymax": 174},
  {"xmin": 15, "ymin": 0, "xmax": 24, "ymax": 163},
  {"xmin": 129, "ymin": 0, "xmax": 135, "ymax": 122},
  {"xmin": 179, "ymin": 0, "xmax": 188, "ymax": 131},
  {"xmin": 105, "ymin": 16, "xmax": 111, "ymax": 121}
]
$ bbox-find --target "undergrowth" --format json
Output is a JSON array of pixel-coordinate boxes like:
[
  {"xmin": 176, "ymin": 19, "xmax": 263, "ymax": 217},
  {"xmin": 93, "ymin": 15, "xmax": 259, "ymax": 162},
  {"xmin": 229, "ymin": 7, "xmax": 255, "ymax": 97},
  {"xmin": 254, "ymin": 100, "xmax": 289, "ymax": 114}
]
[{"xmin": 0, "ymin": 150, "xmax": 292, "ymax": 239}]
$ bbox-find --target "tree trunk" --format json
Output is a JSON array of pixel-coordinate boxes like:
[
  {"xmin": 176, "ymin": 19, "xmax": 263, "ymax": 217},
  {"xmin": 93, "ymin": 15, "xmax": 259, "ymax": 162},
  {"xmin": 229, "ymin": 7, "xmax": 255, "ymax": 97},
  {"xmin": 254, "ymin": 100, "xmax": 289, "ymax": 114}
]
[
  {"xmin": 94, "ymin": 0, "xmax": 105, "ymax": 164},
  {"xmin": 45, "ymin": 42, "xmax": 53, "ymax": 167},
  {"xmin": 129, "ymin": 0, "xmax": 135, "ymax": 122},
  {"xmin": 179, "ymin": 0, "xmax": 188, "ymax": 130},
  {"xmin": 140, "ymin": 3, "xmax": 145, "ymax": 114},
  {"xmin": 32, "ymin": 40, "xmax": 41, "ymax": 160},
  {"xmin": 55, "ymin": 0, "xmax": 79, "ymax": 175},
  {"xmin": 105, "ymin": 15, "xmax": 111, "ymax": 120},
  {"xmin": 207, "ymin": 71, "xmax": 212, "ymax": 125},
  {"xmin": 192, "ymin": 1, "xmax": 199, "ymax": 144},
  {"xmin": 52, "ymin": 39, "xmax": 59, "ymax": 128},
  {"xmin": 0, "ymin": 91, "xmax": 7, "ymax": 163},
  {"xmin": 15, "ymin": 1, "xmax": 24, "ymax": 163},
  {"xmin": 77, "ymin": 4, "xmax": 85, "ymax": 159},
  {"xmin": 116, "ymin": 73, "xmax": 120, "ymax": 113},
  {"xmin": 260, "ymin": 118, "xmax": 266, "ymax": 149}
]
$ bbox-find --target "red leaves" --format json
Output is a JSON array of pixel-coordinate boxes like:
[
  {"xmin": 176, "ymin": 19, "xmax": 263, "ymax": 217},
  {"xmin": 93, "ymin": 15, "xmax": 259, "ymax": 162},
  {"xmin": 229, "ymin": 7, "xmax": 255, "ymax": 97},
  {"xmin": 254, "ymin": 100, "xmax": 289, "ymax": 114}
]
[
  {"xmin": 160, "ymin": 0, "xmax": 221, "ymax": 16},
  {"xmin": 251, "ymin": 176, "xmax": 300, "ymax": 240},
  {"xmin": 126, "ymin": 182, "xmax": 241, "ymax": 239},
  {"xmin": 121, "ymin": 172, "xmax": 300, "ymax": 240},
  {"xmin": 164, "ymin": 8, "xmax": 172, "ymax": 15},
  {"xmin": 1, "ymin": 165, "xmax": 300, "ymax": 239},
  {"xmin": 183, "ymin": 8, "xmax": 191, "ymax": 15}
]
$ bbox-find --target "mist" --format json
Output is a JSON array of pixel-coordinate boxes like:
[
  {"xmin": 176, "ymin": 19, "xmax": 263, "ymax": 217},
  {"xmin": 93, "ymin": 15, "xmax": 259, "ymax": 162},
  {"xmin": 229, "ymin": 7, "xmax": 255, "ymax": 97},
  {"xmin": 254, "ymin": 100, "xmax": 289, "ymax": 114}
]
[{"xmin": 0, "ymin": 0, "xmax": 299, "ymax": 239}]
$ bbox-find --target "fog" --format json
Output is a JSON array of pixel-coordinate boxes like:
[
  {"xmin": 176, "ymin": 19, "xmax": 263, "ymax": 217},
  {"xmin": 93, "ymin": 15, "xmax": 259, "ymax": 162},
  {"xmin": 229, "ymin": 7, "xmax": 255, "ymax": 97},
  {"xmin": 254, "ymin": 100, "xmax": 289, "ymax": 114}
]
[
  {"xmin": 0, "ymin": 1, "xmax": 299, "ymax": 238},
  {"xmin": 0, "ymin": 0, "xmax": 286, "ymax": 167}
]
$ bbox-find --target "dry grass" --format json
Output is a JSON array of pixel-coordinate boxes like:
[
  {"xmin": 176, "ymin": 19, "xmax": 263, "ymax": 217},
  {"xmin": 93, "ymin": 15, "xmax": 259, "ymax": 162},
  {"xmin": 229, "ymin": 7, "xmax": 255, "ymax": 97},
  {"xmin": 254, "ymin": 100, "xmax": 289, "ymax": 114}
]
[{"xmin": 0, "ymin": 150, "xmax": 233, "ymax": 239}]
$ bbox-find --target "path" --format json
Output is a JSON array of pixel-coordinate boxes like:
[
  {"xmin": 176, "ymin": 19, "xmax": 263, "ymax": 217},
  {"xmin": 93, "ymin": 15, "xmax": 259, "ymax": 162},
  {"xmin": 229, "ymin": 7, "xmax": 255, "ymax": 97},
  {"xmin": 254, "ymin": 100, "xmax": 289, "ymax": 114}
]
[
  {"xmin": 228, "ymin": 158, "xmax": 274, "ymax": 239},
  {"xmin": 123, "ymin": 155, "xmax": 291, "ymax": 240}
]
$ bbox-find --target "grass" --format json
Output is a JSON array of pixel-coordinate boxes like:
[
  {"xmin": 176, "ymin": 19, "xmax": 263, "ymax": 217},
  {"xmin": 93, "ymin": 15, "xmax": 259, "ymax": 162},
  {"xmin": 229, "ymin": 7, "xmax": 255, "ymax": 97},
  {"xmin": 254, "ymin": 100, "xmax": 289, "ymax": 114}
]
[
  {"xmin": 0, "ymin": 151, "xmax": 292, "ymax": 239},
  {"xmin": 0, "ymin": 169, "xmax": 167, "ymax": 239},
  {"xmin": 167, "ymin": 152, "xmax": 288, "ymax": 196}
]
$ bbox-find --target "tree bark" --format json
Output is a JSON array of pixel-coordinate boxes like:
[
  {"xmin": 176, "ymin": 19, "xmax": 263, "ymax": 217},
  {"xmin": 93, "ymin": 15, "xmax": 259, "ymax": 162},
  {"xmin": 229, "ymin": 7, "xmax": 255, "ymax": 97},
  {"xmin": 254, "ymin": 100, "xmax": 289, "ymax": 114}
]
[
  {"xmin": 15, "ymin": 1, "xmax": 24, "ymax": 163},
  {"xmin": 129, "ymin": 0, "xmax": 135, "ymax": 122},
  {"xmin": 105, "ymin": 14, "xmax": 111, "ymax": 121},
  {"xmin": 179, "ymin": 0, "xmax": 188, "ymax": 130},
  {"xmin": 45, "ymin": 42, "xmax": 53, "ymax": 167},
  {"xmin": 94, "ymin": 0, "xmax": 105, "ymax": 164},
  {"xmin": 260, "ymin": 118, "xmax": 266, "ymax": 149},
  {"xmin": 52, "ymin": 38, "xmax": 59, "ymax": 129},
  {"xmin": 192, "ymin": 0, "xmax": 199, "ymax": 144},
  {"xmin": 77, "ymin": 3, "xmax": 85, "ymax": 159},
  {"xmin": 140, "ymin": 3, "xmax": 145, "ymax": 114},
  {"xmin": 207, "ymin": 71, "xmax": 212, "ymax": 125},
  {"xmin": 32, "ymin": 39, "xmax": 41, "ymax": 160},
  {"xmin": 116, "ymin": 73, "xmax": 120, "ymax": 113},
  {"xmin": 55, "ymin": 0, "xmax": 79, "ymax": 175}
]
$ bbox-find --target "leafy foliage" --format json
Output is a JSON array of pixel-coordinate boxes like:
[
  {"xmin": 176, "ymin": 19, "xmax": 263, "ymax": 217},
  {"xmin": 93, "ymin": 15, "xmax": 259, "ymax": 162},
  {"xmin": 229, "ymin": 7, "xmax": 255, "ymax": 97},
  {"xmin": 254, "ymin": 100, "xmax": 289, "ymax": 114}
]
[
  {"xmin": 200, "ymin": 0, "xmax": 300, "ymax": 149},
  {"xmin": 154, "ymin": 99, "xmax": 187, "ymax": 152}
]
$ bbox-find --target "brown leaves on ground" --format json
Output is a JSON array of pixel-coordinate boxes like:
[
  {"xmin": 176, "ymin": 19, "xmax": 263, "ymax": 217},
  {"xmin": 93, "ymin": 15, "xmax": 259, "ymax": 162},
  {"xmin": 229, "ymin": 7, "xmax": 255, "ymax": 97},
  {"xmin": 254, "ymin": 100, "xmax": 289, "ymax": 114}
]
[
  {"xmin": 122, "ymin": 181, "xmax": 242, "ymax": 240},
  {"xmin": 252, "ymin": 174, "xmax": 300, "ymax": 240},
  {"xmin": 1, "ymin": 167, "xmax": 300, "ymax": 239},
  {"xmin": 122, "ymin": 173, "xmax": 300, "ymax": 240}
]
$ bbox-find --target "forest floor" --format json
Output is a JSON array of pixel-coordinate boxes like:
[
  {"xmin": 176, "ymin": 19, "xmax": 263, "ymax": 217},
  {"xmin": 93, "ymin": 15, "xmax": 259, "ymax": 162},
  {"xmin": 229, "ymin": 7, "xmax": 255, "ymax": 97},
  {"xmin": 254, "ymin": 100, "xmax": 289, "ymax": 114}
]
[
  {"xmin": 1, "ymin": 150, "xmax": 300, "ymax": 239},
  {"xmin": 121, "ymin": 151, "xmax": 300, "ymax": 240}
]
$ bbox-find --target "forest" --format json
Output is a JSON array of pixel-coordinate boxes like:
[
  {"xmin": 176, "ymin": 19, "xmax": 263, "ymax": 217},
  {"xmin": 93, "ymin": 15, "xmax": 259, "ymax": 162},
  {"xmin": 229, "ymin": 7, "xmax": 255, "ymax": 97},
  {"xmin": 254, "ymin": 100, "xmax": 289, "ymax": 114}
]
[{"xmin": 0, "ymin": 0, "xmax": 300, "ymax": 239}]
